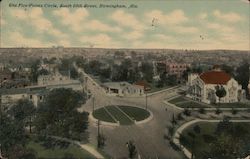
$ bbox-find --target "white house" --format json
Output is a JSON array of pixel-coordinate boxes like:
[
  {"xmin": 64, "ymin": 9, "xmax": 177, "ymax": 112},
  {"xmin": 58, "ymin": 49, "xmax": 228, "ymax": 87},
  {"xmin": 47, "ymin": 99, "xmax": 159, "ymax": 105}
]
[
  {"xmin": 36, "ymin": 72, "xmax": 83, "ymax": 91},
  {"xmin": 187, "ymin": 69, "xmax": 244, "ymax": 104},
  {"xmin": 103, "ymin": 82, "xmax": 144, "ymax": 97},
  {"xmin": 0, "ymin": 73, "xmax": 83, "ymax": 109},
  {"xmin": 0, "ymin": 88, "xmax": 47, "ymax": 109}
]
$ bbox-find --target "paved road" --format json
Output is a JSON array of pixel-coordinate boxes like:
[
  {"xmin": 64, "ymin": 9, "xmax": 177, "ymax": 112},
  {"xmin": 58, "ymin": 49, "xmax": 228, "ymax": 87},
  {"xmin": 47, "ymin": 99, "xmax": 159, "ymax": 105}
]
[{"xmin": 76, "ymin": 66, "xmax": 185, "ymax": 159}]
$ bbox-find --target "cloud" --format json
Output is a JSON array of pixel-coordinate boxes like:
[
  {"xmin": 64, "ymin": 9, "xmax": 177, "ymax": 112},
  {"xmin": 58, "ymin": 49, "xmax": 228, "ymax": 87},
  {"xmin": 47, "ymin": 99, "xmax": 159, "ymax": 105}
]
[
  {"xmin": 53, "ymin": 8, "xmax": 89, "ymax": 32},
  {"xmin": 145, "ymin": 9, "xmax": 197, "ymax": 34},
  {"xmin": 12, "ymin": 8, "xmax": 67, "ymax": 38},
  {"xmin": 213, "ymin": 10, "xmax": 244, "ymax": 23},
  {"xmin": 58, "ymin": 40, "xmax": 71, "ymax": 47},
  {"xmin": 54, "ymin": 8, "xmax": 121, "ymax": 33},
  {"xmin": 80, "ymin": 34, "xmax": 121, "ymax": 48},
  {"xmin": 110, "ymin": 10, "xmax": 145, "ymax": 31},
  {"xmin": 86, "ymin": 20, "xmax": 122, "ymax": 32},
  {"xmin": 198, "ymin": 13, "xmax": 207, "ymax": 20},
  {"xmin": 8, "ymin": 32, "xmax": 51, "ymax": 47},
  {"xmin": 145, "ymin": 9, "xmax": 188, "ymax": 25},
  {"xmin": 153, "ymin": 34, "xmax": 173, "ymax": 41},
  {"xmin": 206, "ymin": 22, "xmax": 235, "ymax": 33},
  {"xmin": 122, "ymin": 31, "xmax": 143, "ymax": 40},
  {"xmin": 173, "ymin": 26, "xmax": 199, "ymax": 34},
  {"xmin": 1, "ymin": 18, "xmax": 6, "ymax": 26}
]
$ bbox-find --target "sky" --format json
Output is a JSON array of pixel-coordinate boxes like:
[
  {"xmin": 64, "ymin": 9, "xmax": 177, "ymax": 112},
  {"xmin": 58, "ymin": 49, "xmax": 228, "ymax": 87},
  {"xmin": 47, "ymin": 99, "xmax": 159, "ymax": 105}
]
[{"xmin": 0, "ymin": 0, "xmax": 249, "ymax": 50}]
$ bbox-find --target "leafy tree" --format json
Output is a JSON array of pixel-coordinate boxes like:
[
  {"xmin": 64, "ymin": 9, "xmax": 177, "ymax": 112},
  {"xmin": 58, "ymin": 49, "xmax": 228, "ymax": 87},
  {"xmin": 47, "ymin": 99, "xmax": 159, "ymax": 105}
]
[
  {"xmin": 9, "ymin": 99, "xmax": 36, "ymax": 133},
  {"xmin": 215, "ymin": 85, "xmax": 227, "ymax": 104},
  {"xmin": 38, "ymin": 69, "xmax": 49, "ymax": 76},
  {"xmin": 166, "ymin": 74, "xmax": 178, "ymax": 86},
  {"xmin": 193, "ymin": 125, "xmax": 201, "ymax": 134},
  {"xmin": 30, "ymin": 60, "xmax": 40, "ymax": 83},
  {"xmin": 221, "ymin": 64, "xmax": 234, "ymax": 76},
  {"xmin": 0, "ymin": 114, "xmax": 28, "ymax": 159},
  {"xmin": 141, "ymin": 62, "xmax": 153, "ymax": 83},
  {"xmin": 198, "ymin": 108, "xmax": 206, "ymax": 114},
  {"xmin": 183, "ymin": 108, "xmax": 191, "ymax": 116},
  {"xmin": 126, "ymin": 140, "xmax": 137, "ymax": 159},
  {"xmin": 215, "ymin": 108, "xmax": 222, "ymax": 115},
  {"xmin": 235, "ymin": 61, "xmax": 250, "ymax": 97},
  {"xmin": 34, "ymin": 88, "xmax": 89, "ymax": 141}
]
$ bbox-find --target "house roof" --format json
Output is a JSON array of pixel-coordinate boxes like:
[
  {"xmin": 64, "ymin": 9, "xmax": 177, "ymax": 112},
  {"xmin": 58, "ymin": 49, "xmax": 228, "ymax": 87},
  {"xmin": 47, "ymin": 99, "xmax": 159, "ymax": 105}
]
[{"xmin": 200, "ymin": 71, "xmax": 231, "ymax": 85}]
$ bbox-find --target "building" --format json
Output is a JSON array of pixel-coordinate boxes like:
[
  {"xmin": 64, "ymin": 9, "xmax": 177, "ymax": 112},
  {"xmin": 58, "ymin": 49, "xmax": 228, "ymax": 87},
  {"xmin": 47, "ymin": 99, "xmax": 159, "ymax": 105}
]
[
  {"xmin": 187, "ymin": 68, "xmax": 244, "ymax": 104},
  {"xmin": 37, "ymin": 71, "xmax": 81, "ymax": 90},
  {"xmin": 156, "ymin": 61, "xmax": 190, "ymax": 78},
  {"xmin": 0, "ymin": 72, "xmax": 83, "ymax": 109},
  {"xmin": 0, "ymin": 87, "xmax": 47, "ymax": 109},
  {"xmin": 103, "ymin": 82, "xmax": 144, "ymax": 97},
  {"xmin": 166, "ymin": 63, "xmax": 190, "ymax": 78}
]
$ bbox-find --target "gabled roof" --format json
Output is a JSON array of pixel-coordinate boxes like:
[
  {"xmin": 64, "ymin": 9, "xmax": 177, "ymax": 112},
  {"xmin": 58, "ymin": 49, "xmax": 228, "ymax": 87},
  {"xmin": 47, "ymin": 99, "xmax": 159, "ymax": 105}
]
[{"xmin": 200, "ymin": 71, "xmax": 231, "ymax": 85}]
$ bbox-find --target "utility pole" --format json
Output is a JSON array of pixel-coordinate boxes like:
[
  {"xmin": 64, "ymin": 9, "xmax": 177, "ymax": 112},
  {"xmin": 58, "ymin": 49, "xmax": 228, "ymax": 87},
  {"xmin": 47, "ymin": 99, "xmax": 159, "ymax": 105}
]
[
  {"xmin": 92, "ymin": 96, "xmax": 95, "ymax": 111},
  {"xmin": 97, "ymin": 119, "xmax": 100, "ymax": 148}
]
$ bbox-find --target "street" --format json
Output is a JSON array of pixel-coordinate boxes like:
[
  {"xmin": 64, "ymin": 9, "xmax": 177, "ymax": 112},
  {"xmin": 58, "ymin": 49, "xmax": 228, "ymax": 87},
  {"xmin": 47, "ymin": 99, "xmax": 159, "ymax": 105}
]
[{"xmin": 77, "ymin": 66, "xmax": 184, "ymax": 159}]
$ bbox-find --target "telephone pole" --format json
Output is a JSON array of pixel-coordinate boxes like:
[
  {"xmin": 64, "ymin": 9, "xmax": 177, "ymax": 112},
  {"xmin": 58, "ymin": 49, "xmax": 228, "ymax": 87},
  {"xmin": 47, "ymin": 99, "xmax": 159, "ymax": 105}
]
[{"xmin": 92, "ymin": 96, "xmax": 95, "ymax": 111}]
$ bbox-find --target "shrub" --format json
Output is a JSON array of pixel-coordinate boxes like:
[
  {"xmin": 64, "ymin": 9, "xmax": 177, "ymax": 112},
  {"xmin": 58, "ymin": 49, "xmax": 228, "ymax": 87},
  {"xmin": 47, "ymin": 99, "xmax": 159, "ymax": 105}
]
[
  {"xmin": 215, "ymin": 108, "xmax": 222, "ymax": 115},
  {"xmin": 183, "ymin": 108, "xmax": 191, "ymax": 116},
  {"xmin": 231, "ymin": 108, "xmax": 238, "ymax": 115},
  {"xmin": 198, "ymin": 108, "xmax": 206, "ymax": 114}
]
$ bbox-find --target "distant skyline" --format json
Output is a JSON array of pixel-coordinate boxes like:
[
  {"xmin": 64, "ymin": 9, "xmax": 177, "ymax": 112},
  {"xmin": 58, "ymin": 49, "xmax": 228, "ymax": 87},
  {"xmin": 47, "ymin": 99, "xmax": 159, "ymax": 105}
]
[{"xmin": 0, "ymin": 0, "xmax": 249, "ymax": 50}]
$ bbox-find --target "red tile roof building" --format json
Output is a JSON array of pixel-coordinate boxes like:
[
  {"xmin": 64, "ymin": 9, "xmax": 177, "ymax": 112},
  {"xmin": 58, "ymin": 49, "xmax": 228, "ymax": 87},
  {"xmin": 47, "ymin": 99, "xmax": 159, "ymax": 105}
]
[{"xmin": 187, "ymin": 69, "xmax": 244, "ymax": 104}]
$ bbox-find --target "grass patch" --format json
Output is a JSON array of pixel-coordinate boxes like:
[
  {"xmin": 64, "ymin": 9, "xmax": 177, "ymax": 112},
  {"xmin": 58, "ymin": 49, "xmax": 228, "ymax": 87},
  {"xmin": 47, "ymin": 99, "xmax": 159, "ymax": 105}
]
[
  {"xmin": 118, "ymin": 106, "xmax": 150, "ymax": 121},
  {"xmin": 168, "ymin": 96, "xmax": 189, "ymax": 104},
  {"xmin": 176, "ymin": 101, "xmax": 211, "ymax": 108},
  {"xmin": 93, "ymin": 107, "xmax": 116, "ymax": 123},
  {"xmin": 26, "ymin": 137, "xmax": 95, "ymax": 159},
  {"xmin": 106, "ymin": 106, "xmax": 134, "ymax": 125},
  {"xmin": 147, "ymin": 84, "xmax": 171, "ymax": 93},
  {"xmin": 213, "ymin": 102, "xmax": 250, "ymax": 108}
]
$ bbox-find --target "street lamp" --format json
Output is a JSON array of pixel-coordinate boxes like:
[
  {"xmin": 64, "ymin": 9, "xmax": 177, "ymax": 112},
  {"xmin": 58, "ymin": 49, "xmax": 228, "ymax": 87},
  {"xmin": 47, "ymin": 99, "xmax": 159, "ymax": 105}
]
[{"xmin": 92, "ymin": 96, "xmax": 95, "ymax": 111}]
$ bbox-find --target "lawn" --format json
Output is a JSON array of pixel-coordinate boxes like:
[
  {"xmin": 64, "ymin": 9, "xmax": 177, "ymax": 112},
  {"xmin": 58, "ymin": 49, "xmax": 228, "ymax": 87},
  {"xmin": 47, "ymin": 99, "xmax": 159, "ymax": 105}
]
[
  {"xmin": 180, "ymin": 122, "xmax": 250, "ymax": 158},
  {"xmin": 92, "ymin": 107, "xmax": 116, "ymax": 123},
  {"xmin": 168, "ymin": 96, "xmax": 250, "ymax": 108},
  {"xmin": 105, "ymin": 106, "xmax": 134, "ymax": 125},
  {"xmin": 26, "ymin": 137, "xmax": 95, "ymax": 159},
  {"xmin": 213, "ymin": 102, "xmax": 250, "ymax": 108},
  {"xmin": 168, "ymin": 96, "xmax": 211, "ymax": 108},
  {"xmin": 118, "ymin": 106, "xmax": 150, "ymax": 121},
  {"xmin": 147, "ymin": 84, "xmax": 171, "ymax": 93},
  {"xmin": 168, "ymin": 96, "xmax": 189, "ymax": 104}
]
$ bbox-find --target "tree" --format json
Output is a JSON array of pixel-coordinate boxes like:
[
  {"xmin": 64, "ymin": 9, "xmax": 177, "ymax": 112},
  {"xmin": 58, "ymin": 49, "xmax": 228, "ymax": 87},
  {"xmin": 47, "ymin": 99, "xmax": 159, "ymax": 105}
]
[
  {"xmin": 126, "ymin": 140, "xmax": 137, "ymax": 159},
  {"xmin": 193, "ymin": 125, "xmax": 201, "ymax": 134},
  {"xmin": 9, "ymin": 99, "xmax": 36, "ymax": 133},
  {"xmin": 141, "ymin": 62, "xmax": 153, "ymax": 83},
  {"xmin": 0, "ymin": 114, "xmax": 28, "ymax": 159},
  {"xmin": 30, "ymin": 60, "xmax": 40, "ymax": 83},
  {"xmin": 235, "ymin": 61, "xmax": 250, "ymax": 97},
  {"xmin": 215, "ymin": 85, "xmax": 227, "ymax": 105},
  {"xmin": 34, "ymin": 88, "xmax": 89, "ymax": 141},
  {"xmin": 166, "ymin": 74, "xmax": 178, "ymax": 86}
]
